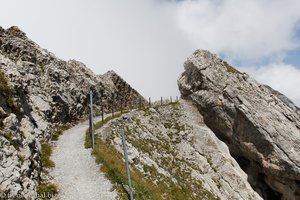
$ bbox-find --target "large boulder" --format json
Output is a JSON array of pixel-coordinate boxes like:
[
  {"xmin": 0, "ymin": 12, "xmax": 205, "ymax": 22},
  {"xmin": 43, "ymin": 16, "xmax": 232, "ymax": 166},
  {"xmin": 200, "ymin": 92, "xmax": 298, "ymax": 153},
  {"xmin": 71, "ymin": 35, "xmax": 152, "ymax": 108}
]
[{"xmin": 178, "ymin": 49, "xmax": 300, "ymax": 200}]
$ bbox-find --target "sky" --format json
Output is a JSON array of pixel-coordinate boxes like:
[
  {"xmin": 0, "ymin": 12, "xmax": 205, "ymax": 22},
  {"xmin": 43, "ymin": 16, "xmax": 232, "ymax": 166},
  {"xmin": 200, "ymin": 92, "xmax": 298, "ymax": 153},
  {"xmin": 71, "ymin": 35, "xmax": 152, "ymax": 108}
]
[{"xmin": 0, "ymin": 0, "xmax": 300, "ymax": 106}]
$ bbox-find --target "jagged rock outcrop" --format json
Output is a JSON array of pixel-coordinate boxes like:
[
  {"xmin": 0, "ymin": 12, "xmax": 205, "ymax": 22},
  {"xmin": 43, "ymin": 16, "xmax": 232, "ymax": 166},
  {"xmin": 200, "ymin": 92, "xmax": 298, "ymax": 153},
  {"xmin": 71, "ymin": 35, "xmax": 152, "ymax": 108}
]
[
  {"xmin": 0, "ymin": 26, "xmax": 146, "ymax": 198},
  {"xmin": 178, "ymin": 49, "xmax": 300, "ymax": 200},
  {"xmin": 99, "ymin": 99, "xmax": 261, "ymax": 199},
  {"xmin": 100, "ymin": 70, "xmax": 145, "ymax": 109}
]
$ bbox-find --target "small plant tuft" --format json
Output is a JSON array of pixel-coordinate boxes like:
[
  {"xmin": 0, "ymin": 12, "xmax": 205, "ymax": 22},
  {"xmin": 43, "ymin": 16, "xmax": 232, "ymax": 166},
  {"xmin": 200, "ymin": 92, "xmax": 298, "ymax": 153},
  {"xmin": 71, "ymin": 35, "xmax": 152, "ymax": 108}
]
[
  {"xmin": 0, "ymin": 70, "xmax": 10, "ymax": 95},
  {"xmin": 85, "ymin": 113, "xmax": 122, "ymax": 148},
  {"xmin": 0, "ymin": 70, "xmax": 15, "ymax": 110},
  {"xmin": 92, "ymin": 137, "xmax": 162, "ymax": 200},
  {"xmin": 41, "ymin": 143, "xmax": 55, "ymax": 168},
  {"xmin": 37, "ymin": 183, "xmax": 58, "ymax": 200},
  {"xmin": 85, "ymin": 102, "xmax": 220, "ymax": 200},
  {"xmin": 223, "ymin": 61, "xmax": 241, "ymax": 74},
  {"xmin": 52, "ymin": 124, "xmax": 71, "ymax": 141}
]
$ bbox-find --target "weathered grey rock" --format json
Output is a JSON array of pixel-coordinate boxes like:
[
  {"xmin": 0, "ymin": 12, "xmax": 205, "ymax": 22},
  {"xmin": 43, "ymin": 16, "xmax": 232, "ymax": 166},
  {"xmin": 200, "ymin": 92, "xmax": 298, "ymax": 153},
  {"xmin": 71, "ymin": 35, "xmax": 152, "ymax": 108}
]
[
  {"xmin": 178, "ymin": 49, "xmax": 300, "ymax": 200},
  {"xmin": 3, "ymin": 114, "xmax": 17, "ymax": 130},
  {"xmin": 0, "ymin": 107, "xmax": 6, "ymax": 117},
  {"xmin": 99, "ymin": 99, "xmax": 262, "ymax": 199},
  {"xmin": 0, "ymin": 25, "xmax": 146, "ymax": 199}
]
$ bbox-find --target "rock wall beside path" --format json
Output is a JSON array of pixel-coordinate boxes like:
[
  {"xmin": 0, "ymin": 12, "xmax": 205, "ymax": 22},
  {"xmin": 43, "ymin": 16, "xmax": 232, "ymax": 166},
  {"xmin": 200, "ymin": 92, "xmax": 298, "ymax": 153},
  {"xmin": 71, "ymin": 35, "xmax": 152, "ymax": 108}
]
[{"xmin": 0, "ymin": 26, "xmax": 146, "ymax": 199}]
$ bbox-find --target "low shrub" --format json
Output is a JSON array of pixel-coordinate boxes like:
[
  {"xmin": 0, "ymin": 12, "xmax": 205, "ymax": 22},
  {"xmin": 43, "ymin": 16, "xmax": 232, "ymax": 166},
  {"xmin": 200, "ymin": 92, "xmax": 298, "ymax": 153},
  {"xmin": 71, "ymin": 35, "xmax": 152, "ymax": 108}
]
[
  {"xmin": 37, "ymin": 183, "xmax": 58, "ymax": 200},
  {"xmin": 41, "ymin": 143, "xmax": 55, "ymax": 168}
]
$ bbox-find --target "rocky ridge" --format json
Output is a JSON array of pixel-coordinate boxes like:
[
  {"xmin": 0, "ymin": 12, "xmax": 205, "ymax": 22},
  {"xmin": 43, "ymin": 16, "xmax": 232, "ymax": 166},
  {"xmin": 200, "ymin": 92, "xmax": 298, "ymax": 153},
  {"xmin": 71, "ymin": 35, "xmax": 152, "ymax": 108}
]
[
  {"xmin": 1, "ymin": 26, "xmax": 299, "ymax": 200},
  {"xmin": 0, "ymin": 26, "xmax": 146, "ymax": 198},
  {"xmin": 98, "ymin": 99, "xmax": 261, "ymax": 199},
  {"xmin": 178, "ymin": 49, "xmax": 300, "ymax": 199}
]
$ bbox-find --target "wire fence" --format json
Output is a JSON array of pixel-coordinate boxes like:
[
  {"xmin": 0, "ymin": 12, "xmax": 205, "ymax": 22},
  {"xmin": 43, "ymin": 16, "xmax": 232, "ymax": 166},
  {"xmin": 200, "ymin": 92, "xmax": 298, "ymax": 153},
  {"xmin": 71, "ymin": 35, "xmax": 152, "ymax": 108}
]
[
  {"xmin": 88, "ymin": 92, "xmax": 179, "ymax": 200},
  {"xmin": 91, "ymin": 95, "xmax": 179, "ymax": 122}
]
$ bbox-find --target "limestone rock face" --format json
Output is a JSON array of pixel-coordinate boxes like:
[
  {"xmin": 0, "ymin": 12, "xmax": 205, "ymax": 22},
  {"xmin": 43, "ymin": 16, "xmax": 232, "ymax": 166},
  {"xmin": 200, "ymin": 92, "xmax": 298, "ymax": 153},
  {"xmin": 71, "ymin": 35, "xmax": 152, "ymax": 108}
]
[
  {"xmin": 178, "ymin": 49, "xmax": 300, "ymax": 200},
  {"xmin": 0, "ymin": 26, "xmax": 145, "ymax": 198},
  {"xmin": 100, "ymin": 99, "xmax": 262, "ymax": 199}
]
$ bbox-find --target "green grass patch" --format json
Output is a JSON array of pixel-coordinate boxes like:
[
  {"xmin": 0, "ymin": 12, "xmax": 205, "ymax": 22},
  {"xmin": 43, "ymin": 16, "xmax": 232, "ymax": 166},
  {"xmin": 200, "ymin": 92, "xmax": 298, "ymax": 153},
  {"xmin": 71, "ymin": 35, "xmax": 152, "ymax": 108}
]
[
  {"xmin": 85, "ymin": 113, "xmax": 122, "ymax": 149},
  {"xmin": 0, "ymin": 70, "xmax": 10, "ymax": 95},
  {"xmin": 52, "ymin": 124, "xmax": 71, "ymax": 141},
  {"xmin": 174, "ymin": 122, "xmax": 185, "ymax": 132},
  {"xmin": 163, "ymin": 121, "xmax": 185, "ymax": 132},
  {"xmin": 85, "ymin": 128, "xmax": 93, "ymax": 149},
  {"xmin": 92, "ymin": 136, "xmax": 219, "ymax": 200},
  {"xmin": 38, "ymin": 123, "xmax": 71, "ymax": 197},
  {"xmin": 127, "ymin": 137, "xmax": 153, "ymax": 155},
  {"xmin": 85, "ymin": 103, "xmax": 219, "ymax": 200},
  {"xmin": 41, "ymin": 143, "xmax": 55, "ymax": 168},
  {"xmin": 95, "ymin": 113, "xmax": 122, "ymax": 130},
  {"xmin": 156, "ymin": 101, "xmax": 179, "ymax": 108},
  {"xmin": 164, "ymin": 101, "xmax": 179, "ymax": 106},
  {"xmin": 37, "ymin": 183, "xmax": 58, "ymax": 199},
  {"xmin": 92, "ymin": 137, "xmax": 163, "ymax": 200},
  {"xmin": 163, "ymin": 122, "xmax": 172, "ymax": 129},
  {"xmin": 0, "ymin": 70, "xmax": 15, "ymax": 110},
  {"xmin": 223, "ymin": 61, "xmax": 241, "ymax": 74},
  {"xmin": 85, "ymin": 112, "xmax": 163, "ymax": 199},
  {"xmin": 51, "ymin": 129, "xmax": 63, "ymax": 141},
  {"xmin": 36, "ymin": 142, "xmax": 57, "ymax": 199}
]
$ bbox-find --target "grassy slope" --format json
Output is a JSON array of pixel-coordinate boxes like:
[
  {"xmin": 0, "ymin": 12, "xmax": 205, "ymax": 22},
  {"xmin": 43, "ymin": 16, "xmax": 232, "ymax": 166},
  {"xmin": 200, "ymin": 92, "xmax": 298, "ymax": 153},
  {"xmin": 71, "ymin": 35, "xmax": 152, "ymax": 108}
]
[{"xmin": 86, "ymin": 103, "xmax": 220, "ymax": 200}]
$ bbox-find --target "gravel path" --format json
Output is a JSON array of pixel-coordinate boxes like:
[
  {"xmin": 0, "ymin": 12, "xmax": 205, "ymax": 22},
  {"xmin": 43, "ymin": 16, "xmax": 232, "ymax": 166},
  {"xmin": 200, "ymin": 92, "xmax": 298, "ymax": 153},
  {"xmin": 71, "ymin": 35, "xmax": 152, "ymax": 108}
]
[{"xmin": 51, "ymin": 116, "xmax": 117, "ymax": 200}]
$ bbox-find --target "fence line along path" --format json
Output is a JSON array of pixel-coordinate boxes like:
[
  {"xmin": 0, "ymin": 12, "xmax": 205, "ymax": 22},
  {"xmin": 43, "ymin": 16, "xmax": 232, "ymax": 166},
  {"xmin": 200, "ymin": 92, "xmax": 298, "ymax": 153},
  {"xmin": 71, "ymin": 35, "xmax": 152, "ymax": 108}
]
[{"xmin": 50, "ymin": 116, "xmax": 117, "ymax": 200}]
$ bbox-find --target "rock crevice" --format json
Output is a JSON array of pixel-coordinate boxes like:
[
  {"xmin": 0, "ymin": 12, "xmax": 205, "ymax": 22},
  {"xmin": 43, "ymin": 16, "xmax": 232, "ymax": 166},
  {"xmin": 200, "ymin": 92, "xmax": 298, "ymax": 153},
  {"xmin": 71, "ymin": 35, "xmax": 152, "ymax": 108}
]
[{"xmin": 178, "ymin": 49, "xmax": 300, "ymax": 200}]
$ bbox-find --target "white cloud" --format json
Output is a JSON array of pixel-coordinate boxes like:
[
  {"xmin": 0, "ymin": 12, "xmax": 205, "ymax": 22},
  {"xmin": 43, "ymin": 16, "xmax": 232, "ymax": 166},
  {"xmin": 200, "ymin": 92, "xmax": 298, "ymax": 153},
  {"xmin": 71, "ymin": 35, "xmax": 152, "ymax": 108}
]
[
  {"xmin": 239, "ymin": 63, "xmax": 300, "ymax": 106},
  {"xmin": 0, "ymin": 0, "xmax": 195, "ymax": 100},
  {"xmin": 176, "ymin": 0, "xmax": 300, "ymax": 62},
  {"xmin": 174, "ymin": 0, "xmax": 300, "ymax": 106},
  {"xmin": 0, "ymin": 0, "xmax": 299, "ymax": 106}
]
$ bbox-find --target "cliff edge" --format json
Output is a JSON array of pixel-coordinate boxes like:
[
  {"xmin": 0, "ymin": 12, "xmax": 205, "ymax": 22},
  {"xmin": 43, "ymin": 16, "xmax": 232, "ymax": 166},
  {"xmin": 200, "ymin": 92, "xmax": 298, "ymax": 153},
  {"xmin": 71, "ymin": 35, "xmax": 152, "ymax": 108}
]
[{"xmin": 178, "ymin": 49, "xmax": 300, "ymax": 199}]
